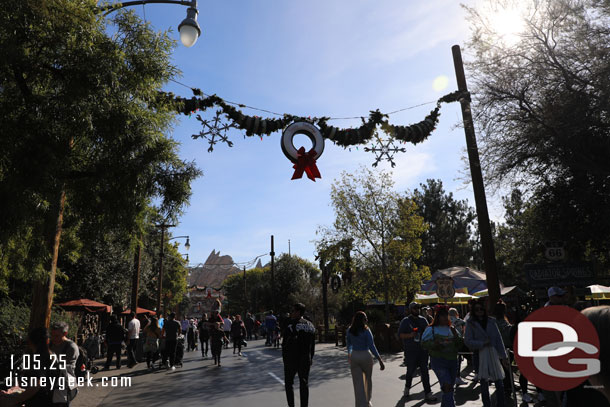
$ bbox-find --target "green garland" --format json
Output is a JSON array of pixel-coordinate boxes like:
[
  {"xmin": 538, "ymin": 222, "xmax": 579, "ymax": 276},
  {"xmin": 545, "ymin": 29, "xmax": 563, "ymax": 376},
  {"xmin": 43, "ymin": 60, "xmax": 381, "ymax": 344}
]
[{"xmin": 161, "ymin": 89, "xmax": 466, "ymax": 148}]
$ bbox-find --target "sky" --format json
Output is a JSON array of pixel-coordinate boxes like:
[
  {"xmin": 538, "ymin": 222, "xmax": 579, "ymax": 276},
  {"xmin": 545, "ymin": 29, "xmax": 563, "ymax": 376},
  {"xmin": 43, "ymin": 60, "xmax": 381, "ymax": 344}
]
[{"xmin": 122, "ymin": 0, "xmax": 507, "ymax": 266}]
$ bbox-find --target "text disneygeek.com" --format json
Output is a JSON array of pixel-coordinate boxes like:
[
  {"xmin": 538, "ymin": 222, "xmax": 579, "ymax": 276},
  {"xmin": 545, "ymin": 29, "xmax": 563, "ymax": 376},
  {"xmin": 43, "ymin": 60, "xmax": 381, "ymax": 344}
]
[{"xmin": 4, "ymin": 372, "xmax": 132, "ymax": 390}]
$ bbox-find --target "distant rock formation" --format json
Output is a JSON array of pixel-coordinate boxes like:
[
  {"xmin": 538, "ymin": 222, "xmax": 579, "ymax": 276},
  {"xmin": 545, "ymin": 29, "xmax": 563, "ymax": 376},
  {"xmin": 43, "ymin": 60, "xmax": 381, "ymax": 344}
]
[{"xmin": 188, "ymin": 250, "xmax": 241, "ymax": 289}]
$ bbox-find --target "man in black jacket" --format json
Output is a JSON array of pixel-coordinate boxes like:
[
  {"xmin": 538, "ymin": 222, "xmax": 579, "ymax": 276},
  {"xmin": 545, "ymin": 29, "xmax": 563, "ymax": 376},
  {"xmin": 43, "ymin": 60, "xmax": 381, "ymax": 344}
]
[
  {"xmin": 282, "ymin": 303, "xmax": 315, "ymax": 407},
  {"xmin": 162, "ymin": 312, "xmax": 181, "ymax": 370},
  {"xmin": 103, "ymin": 315, "xmax": 126, "ymax": 370}
]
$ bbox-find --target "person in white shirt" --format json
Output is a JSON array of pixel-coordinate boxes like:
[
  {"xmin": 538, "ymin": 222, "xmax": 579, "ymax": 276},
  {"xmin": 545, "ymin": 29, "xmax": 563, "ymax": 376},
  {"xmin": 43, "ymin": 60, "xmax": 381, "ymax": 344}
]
[
  {"xmin": 127, "ymin": 312, "xmax": 141, "ymax": 368},
  {"xmin": 223, "ymin": 315, "xmax": 232, "ymax": 349}
]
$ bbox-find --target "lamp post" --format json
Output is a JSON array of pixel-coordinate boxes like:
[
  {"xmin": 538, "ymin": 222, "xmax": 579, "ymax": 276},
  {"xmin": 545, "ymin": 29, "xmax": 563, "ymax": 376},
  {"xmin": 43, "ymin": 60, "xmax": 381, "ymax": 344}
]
[
  {"xmin": 96, "ymin": 0, "xmax": 202, "ymax": 48},
  {"xmin": 156, "ymin": 224, "xmax": 190, "ymax": 314}
]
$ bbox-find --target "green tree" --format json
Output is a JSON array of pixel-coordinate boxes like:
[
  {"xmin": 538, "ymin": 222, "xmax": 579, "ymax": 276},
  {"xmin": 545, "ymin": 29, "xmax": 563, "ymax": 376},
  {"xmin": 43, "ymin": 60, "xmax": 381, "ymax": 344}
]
[
  {"xmin": 465, "ymin": 0, "xmax": 610, "ymax": 274},
  {"xmin": 492, "ymin": 189, "xmax": 544, "ymax": 286},
  {"xmin": 412, "ymin": 179, "xmax": 478, "ymax": 272},
  {"xmin": 223, "ymin": 255, "xmax": 324, "ymax": 320},
  {"xmin": 0, "ymin": 1, "xmax": 200, "ymax": 328},
  {"xmin": 321, "ymin": 166, "xmax": 428, "ymax": 322}
]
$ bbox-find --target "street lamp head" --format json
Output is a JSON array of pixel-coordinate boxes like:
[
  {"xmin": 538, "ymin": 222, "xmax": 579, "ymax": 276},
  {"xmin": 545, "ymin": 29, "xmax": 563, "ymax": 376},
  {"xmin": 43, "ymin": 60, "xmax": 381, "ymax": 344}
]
[
  {"xmin": 178, "ymin": 7, "xmax": 201, "ymax": 47},
  {"xmin": 184, "ymin": 237, "xmax": 191, "ymax": 251}
]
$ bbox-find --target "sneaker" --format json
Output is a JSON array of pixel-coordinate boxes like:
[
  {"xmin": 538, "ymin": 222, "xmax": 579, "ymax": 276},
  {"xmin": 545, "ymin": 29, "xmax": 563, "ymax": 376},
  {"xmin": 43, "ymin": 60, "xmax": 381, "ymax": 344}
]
[
  {"xmin": 238, "ymin": 352, "xmax": 242, "ymax": 356},
  {"xmin": 424, "ymin": 392, "xmax": 437, "ymax": 402},
  {"xmin": 537, "ymin": 393, "xmax": 545, "ymax": 402},
  {"xmin": 455, "ymin": 377, "xmax": 468, "ymax": 386},
  {"xmin": 171, "ymin": 366, "xmax": 176, "ymax": 371},
  {"xmin": 522, "ymin": 393, "xmax": 533, "ymax": 403}
]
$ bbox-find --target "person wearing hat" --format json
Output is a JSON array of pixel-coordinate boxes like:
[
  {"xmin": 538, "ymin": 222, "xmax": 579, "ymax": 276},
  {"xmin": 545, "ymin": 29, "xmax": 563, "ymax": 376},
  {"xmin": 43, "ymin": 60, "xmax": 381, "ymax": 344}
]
[
  {"xmin": 398, "ymin": 302, "xmax": 437, "ymax": 402},
  {"xmin": 422, "ymin": 306, "xmax": 434, "ymax": 324},
  {"xmin": 545, "ymin": 286, "xmax": 566, "ymax": 307}
]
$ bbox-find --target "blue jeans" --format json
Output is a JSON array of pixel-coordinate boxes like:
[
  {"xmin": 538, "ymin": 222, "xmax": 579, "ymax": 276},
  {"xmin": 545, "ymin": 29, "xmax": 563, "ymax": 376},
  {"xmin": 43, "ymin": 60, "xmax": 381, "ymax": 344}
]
[
  {"xmin": 480, "ymin": 379, "xmax": 505, "ymax": 407},
  {"xmin": 404, "ymin": 349, "xmax": 432, "ymax": 394},
  {"xmin": 430, "ymin": 357, "xmax": 457, "ymax": 407}
]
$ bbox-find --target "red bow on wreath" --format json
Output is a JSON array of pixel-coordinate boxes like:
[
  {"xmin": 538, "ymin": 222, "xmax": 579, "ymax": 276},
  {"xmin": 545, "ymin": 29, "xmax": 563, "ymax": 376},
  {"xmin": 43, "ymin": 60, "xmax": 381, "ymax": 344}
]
[{"xmin": 291, "ymin": 147, "xmax": 322, "ymax": 182}]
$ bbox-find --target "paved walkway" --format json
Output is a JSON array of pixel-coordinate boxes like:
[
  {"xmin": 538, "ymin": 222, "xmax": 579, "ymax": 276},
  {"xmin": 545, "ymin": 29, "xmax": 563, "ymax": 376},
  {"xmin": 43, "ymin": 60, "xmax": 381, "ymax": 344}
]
[{"xmin": 72, "ymin": 341, "xmax": 527, "ymax": 407}]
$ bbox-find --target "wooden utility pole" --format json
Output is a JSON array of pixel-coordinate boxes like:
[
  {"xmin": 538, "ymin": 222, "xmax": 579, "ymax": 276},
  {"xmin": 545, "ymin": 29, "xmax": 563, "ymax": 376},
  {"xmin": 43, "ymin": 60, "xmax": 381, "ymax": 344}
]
[
  {"xmin": 452, "ymin": 45, "xmax": 501, "ymax": 308},
  {"xmin": 243, "ymin": 265, "xmax": 247, "ymax": 316},
  {"xmin": 270, "ymin": 235, "xmax": 276, "ymax": 312},
  {"xmin": 130, "ymin": 234, "xmax": 142, "ymax": 314},
  {"xmin": 156, "ymin": 223, "xmax": 175, "ymax": 314}
]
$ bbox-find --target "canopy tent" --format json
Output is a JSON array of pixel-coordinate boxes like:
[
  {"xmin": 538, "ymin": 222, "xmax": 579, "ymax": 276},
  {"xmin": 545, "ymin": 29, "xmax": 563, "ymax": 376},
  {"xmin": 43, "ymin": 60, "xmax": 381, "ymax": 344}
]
[
  {"xmin": 414, "ymin": 292, "xmax": 475, "ymax": 305},
  {"xmin": 56, "ymin": 299, "xmax": 111, "ymax": 313},
  {"xmin": 586, "ymin": 284, "xmax": 610, "ymax": 300},
  {"xmin": 121, "ymin": 307, "xmax": 156, "ymax": 316},
  {"xmin": 420, "ymin": 266, "xmax": 504, "ymax": 295},
  {"xmin": 473, "ymin": 286, "xmax": 526, "ymax": 298}
]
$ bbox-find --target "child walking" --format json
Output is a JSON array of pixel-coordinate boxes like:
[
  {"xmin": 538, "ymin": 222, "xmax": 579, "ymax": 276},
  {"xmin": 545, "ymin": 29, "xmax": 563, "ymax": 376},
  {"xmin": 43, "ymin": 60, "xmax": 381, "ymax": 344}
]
[{"xmin": 210, "ymin": 322, "xmax": 228, "ymax": 366}]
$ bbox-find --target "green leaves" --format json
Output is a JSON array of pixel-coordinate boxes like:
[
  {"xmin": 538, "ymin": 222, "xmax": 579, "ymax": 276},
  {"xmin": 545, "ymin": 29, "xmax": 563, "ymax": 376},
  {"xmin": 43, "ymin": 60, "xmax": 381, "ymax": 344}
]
[
  {"xmin": 320, "ymin": 166, "xmax": 428, "ymax": 321},
  {"xmin": 0, "ymin": 0, "xmax": 200, "ymax": 301}
]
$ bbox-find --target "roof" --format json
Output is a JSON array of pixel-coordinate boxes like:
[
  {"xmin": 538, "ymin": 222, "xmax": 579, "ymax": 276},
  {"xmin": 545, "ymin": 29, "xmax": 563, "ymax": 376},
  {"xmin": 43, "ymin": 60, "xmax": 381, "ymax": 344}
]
[
  {"xmin": 56, "ymin": 299, "xmax": 112, "ymax": 313},
  {"xmin": 188, "ymin": 250, "xmax": 241, "ymax": 289},
  {"xmin": 420, "ymin": 266, "xmax": 505, "ymax": 295}
]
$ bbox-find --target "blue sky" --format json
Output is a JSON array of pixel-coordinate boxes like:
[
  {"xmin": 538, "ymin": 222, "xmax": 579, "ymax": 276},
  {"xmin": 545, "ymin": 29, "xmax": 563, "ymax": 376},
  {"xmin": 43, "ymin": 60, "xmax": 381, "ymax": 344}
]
[{"xmin": 126, "ymin": 0, "xmax": 505, "ymax": 265}]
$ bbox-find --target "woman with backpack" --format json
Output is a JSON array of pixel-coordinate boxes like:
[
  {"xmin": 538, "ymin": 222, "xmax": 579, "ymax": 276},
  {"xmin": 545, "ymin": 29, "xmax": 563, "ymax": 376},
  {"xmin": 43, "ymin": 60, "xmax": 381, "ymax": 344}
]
[
  {"xmin": 464, "ymin": 299, "xmax": 509, "ymax": 407},
  {"xmin": 421, "ymin": 305, "xmax": 463, "ymax": 407},
  {"xmin": 346, "ymin": 311, "xmax": 385, "ymax": 407},
  {"xmin": 143, "ymin": 317, "xmax": 161, "ymax": 370}
]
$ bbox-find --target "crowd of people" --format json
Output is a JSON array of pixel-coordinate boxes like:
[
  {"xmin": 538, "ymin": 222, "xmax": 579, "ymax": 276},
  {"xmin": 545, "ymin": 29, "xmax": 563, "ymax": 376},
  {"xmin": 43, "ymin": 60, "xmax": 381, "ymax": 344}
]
[
  {"xmin": 2, "ymin": 289, "xmax": 609, "ymax": 407},
  {"xmin": 388, "ymin": 286, "xmax": 610, "ymax": 407}
]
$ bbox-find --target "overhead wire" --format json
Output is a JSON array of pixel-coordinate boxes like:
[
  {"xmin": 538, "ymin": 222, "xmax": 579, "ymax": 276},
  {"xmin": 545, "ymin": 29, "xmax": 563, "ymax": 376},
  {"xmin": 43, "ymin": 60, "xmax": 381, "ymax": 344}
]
[{"xmin": 168, "ymin": 78, "xmax": 441, "ymax": 121}]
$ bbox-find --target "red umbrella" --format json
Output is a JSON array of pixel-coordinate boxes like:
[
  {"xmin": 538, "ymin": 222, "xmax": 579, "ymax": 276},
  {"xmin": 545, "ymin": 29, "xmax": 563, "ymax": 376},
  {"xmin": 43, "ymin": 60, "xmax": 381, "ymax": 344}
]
[
  {"xmin": 121, "ymin": 307, "xmax": 156, "ymax": 316},
  {"xmin": 56, "ymin": 299, "xmax": 112, "ymax": 313}
]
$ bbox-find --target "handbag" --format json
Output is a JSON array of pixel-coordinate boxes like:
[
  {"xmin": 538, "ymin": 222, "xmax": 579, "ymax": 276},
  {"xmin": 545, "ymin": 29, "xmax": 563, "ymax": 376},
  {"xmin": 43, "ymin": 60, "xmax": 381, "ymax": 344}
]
[{"xmin": 478, "ymin": 345, "xmax": 505, "ymax": 381}]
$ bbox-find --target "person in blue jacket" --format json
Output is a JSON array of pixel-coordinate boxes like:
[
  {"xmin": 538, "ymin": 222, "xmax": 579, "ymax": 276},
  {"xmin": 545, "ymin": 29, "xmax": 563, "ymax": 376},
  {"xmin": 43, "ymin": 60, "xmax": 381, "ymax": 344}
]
[
  {"xmin": 346, "ymin": 311, "xmax": 385, "ymax": 407},
  {"xmin": 464, "ymin": 300, "xmax": 509, "ymax": 407}
]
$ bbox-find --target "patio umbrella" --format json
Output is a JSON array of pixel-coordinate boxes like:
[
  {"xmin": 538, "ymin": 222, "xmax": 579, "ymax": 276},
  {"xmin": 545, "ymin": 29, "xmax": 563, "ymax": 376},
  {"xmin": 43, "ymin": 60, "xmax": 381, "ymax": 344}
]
[
  {"xmin": 56, "ymin": 299, "xmax": 112, "ymax": 313},
  {"xmin": 121, "ymin": 307, "xmax": 156, "ymax": 316},
  {"xmin": 414, "ymin": 292, "xmax": 475, "ymax": 305},
  {"xmin": 586, "ymin": 284, "xmax": 610, "ymax": 300}
]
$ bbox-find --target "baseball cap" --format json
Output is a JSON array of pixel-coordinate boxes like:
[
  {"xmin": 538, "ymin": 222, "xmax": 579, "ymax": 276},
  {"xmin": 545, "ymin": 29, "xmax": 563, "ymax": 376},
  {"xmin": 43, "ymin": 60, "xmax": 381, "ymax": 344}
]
[
  {"xmin": 548, "ymin": 286, "xmax": 566, "ymax": 297},
  {"xmin": 408, "ymin": 302, "xmax": 420, "ymax": 309}
]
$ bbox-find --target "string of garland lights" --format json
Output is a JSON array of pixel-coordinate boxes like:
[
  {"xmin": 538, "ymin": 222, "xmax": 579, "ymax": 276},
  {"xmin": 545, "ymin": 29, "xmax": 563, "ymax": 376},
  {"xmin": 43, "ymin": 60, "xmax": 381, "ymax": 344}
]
[{"xmin": 158, "ymin": 85, "xmax": 468, "ymax": 180}]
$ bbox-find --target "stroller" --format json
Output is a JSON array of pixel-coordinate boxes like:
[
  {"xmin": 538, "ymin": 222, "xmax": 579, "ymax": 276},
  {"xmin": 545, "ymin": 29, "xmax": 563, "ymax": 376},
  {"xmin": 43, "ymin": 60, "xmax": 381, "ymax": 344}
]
[
  {"xmin": 174, "ymin": 335, "xmax": 185, "ymax": 367},
  {"xmin": 82, "ymin": 335, "xmax": 101, "ymax": 374}
]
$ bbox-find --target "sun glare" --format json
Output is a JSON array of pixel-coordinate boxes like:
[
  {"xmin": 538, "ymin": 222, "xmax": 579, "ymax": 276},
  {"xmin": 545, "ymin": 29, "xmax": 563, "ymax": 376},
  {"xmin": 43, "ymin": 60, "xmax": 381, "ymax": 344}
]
[
  {"xmin": 483, "ymin": 2, "xmax": 529, "ymax": 46},
  {"xmin": 433, "ymin": 76, "xmax": 449, "ymax": 92}
]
